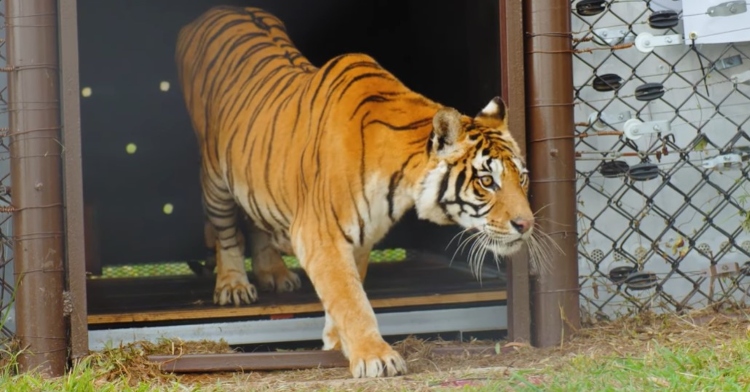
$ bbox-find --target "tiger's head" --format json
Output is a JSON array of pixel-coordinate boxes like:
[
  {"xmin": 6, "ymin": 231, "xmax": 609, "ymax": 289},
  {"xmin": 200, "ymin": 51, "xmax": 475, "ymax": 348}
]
[{"xmin": 416, "ymin": 96, "xmax": 533, "ymax": 257}]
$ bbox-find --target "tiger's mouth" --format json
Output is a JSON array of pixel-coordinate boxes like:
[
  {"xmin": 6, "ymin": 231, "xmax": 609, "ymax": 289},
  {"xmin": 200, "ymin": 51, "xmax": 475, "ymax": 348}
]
[
  {"xmin": 482, "ymin": 225, "xmax": 530, "ymax": 240},
  {"xmin": 461, "ymin": 225, "xmax": 528, "ymax": 256},
  {"xmin": 487, "ymin": 238, "xmax": 525, "ymax": 256},
  {"xmin": 482, "ymin": 227, "xmax": 528, "ymax": 255},
  {"xmin": 461, "ymin": 220, "xmax": 553, "ymax": 276}
]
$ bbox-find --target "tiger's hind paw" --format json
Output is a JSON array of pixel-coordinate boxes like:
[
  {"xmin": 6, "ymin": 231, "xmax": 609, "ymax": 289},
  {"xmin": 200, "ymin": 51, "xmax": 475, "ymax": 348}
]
[
  {"xmin": 213, "ymin": 270, "xmax": 258, "ymax": 306},
  {"xmin": 256, "ymin": 266, "xmax": 302, "ymax": 293}
]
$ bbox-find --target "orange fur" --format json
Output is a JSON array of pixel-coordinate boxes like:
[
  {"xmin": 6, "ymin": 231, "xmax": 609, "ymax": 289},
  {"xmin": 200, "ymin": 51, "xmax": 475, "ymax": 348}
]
[{"xmin": 176, "ymin": 6, "xmax": 532, "ymax": 378}]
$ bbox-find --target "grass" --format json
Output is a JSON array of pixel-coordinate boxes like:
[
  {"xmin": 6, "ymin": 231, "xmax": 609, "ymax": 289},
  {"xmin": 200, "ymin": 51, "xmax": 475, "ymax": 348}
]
[
  {"xmin": 1, "ymin": 308, "xmax": 749, "ymax": 391},
  {"xmin": 505, "ymin": 338, "xmax": 750, "ymax": 391},
  {"xmin": 496, "ymin": 309, "xmax": 750, "ymax": 392}
]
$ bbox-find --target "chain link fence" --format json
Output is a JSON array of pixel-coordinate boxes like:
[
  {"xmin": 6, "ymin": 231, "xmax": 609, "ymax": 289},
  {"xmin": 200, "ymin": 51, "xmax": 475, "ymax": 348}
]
[
  {"xmin": 0, "ymin": 1, "xmax": 14, "ymax": 338},
  {"xmin": 572, "ymin": 0, "xmax": 750, "ymax": 323}
]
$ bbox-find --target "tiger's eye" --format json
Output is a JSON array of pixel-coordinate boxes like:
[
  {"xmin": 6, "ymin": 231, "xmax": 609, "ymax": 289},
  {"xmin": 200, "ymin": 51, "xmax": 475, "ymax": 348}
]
[{"xmin": 480, "ymin": 175, "xmax": 494, "ymax": 188}]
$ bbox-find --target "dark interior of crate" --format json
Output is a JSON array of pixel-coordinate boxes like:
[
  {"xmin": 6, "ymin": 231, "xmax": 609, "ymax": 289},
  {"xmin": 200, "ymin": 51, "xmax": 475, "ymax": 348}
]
[{"xmin": 77, "ymin": 0, "xmax": 506, "ymax": 318}]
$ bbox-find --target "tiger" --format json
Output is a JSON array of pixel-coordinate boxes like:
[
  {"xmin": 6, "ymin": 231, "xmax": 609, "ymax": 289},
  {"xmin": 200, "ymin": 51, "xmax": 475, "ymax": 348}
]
[{"xmin": 176, "ymin": 6, "xmax": 534, "ymax": 378}]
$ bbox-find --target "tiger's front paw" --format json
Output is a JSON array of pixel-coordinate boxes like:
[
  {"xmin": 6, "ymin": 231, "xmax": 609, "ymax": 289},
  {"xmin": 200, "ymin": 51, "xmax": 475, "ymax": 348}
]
[
  {"xmin": 256, "ymin": 265, "xmax": 302, "ymax": 293},
  {"xmin": 348, "ymin": 338, "xmax": 407, "ymax": 378},
  {"xmin": 213, "ymin": 270, "xmax": 258, "ymax": 306}
]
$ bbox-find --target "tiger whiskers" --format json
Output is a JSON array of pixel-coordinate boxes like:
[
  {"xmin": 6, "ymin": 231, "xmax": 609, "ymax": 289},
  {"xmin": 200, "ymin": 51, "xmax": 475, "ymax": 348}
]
[
  {"xmin": 449, "ymin": 229, "xmax": 484, "ymax": 267},
  {"xmin": 534, "ymin": 202, "xmax": 554, "ymax": 217},
  {"xmin": 449, "ymin": 221, "xmax": 564, "ymax": 283},
  {"xmin": 467, "ymin": 231, "xmax": 493, "ymax": 285},
  {"xmin": 445, "ymin": 227, "xmax": 474, "ymax": 253},
  {"xmin": 526, "ymin": 223, "xmax": 563, "ymax": 275},
  {"xmin": 523, "ymin": 204, "xmax": 567, "ymax": 275},
  {"xmin": 532, "ymin": 203, "xmax": 575, "ymax": 229},
  {"xmin": 464, "ymin": 226, "xmax": 562, "ymax": 281}
]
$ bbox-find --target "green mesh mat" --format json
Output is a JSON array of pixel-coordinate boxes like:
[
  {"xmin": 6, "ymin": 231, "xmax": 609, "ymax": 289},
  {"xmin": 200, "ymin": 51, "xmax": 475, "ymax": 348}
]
[{"xmin": 95, "ymin": 248, "xmax": 407, "ymax": 279}]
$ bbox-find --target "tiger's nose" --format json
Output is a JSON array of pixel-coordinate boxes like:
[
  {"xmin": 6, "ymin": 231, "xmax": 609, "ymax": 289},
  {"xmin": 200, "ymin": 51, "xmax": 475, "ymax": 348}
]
[{"xmin": 510, "ymin": 218, "xmax": 534, "ymax": 234}]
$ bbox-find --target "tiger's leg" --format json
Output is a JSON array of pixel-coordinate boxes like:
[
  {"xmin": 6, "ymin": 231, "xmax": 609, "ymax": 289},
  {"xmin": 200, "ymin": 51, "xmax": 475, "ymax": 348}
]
[
  {"xmin": 201, "ymin": 170, "xmax": 258, "ymax": 306},
  {"xmin": 201, "ymin": 220, "xmax": 217, "ymax": 272},
  {"xmin": 247, "ymin": 222, "xmax": 301, "ymax": 293},
  {"xmin": 293, "ymin": 226, "xmax": 405, "ymax": 378},
  {"xmin": 323, "ymin": 249, "xmax": 370, "ymax": 351},
  {"xmin": 355, "ymin": 248, "xmax": 371, "ymax": 283}
]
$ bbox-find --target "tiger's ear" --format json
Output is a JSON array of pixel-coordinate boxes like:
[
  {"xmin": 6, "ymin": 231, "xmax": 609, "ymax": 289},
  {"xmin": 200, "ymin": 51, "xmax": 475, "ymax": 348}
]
[
  {"xmin": 430, "ymin": 107, "xmax": 463, "ymax": 157},
  {"xmin": 474, "ymin": 96, "xmax": 507, "ymax": 128}
]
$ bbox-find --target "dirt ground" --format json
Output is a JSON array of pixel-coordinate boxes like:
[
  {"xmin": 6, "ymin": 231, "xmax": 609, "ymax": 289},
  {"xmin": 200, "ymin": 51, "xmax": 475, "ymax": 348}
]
[{"xmin": 88, "ymin": 307, "xmax": 750, "ymax": 391}]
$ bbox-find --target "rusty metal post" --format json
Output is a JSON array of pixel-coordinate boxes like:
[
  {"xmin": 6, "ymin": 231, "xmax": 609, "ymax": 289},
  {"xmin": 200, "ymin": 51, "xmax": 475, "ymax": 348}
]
[
  {"xmin": 499, "ymin": 0, "xmax": 531, "ymax": 343},
  {"xmin": 59, "ymin": 0, "xmax": 89, "ymax": 360},
  {"xmin": 7, "ymin": 0, "xmax": 67, "ymax": 375},
  {"xmin": 524, "ymin": 0, "xmax": 580, "ymax": 347}
]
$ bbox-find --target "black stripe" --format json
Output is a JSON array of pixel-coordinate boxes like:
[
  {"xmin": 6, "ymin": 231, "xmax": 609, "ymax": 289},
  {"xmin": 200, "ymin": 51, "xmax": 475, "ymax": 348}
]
[
  {"xmin": 358, "ymin": 217, "xmax": 365, "ymax": 246},
  {"xmin": 436, "ymin": 169, "xmax": 452, "ymax": 216},
  {"xmin": 331, "ymin": 207, "xmax": 354, "ymax": 245},
  {"xmin": 364, "ymin": 117, "xmax": 433, "ymax": 132},
  {"xmin": 449, "ymin": 199, "xmax": 489, "ymax": 217},
  {"xmin": 454, "ymin": 170, "xmax": 467, "ymax": 202},
  {"xmin": 350, "ymin": 94, "xmax": 389, "ymax": 121},
  {"xmin": 337, "ymin": 71, "xmax": 392, "ymax": 101}
]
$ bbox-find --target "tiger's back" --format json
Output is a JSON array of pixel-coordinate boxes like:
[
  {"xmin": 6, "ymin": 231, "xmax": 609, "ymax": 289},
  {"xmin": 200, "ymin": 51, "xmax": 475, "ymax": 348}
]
[
  {"xmin": 176, "ymin": 6, "xmax": 436, "ymax": 249},
  {"xmin": 176, "ymin": 6, "xmax": 314, "ymax": 143}
]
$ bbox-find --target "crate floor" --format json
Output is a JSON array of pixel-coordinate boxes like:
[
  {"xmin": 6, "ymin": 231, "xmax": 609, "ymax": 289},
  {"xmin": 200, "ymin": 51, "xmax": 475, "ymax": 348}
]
[{"xmin": 86, "ymin": 253, "xmax": 507, "ymax": 326}]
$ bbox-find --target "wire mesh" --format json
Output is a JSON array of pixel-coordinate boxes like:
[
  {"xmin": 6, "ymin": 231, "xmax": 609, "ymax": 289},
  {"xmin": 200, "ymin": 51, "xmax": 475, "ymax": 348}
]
[
  {"xmin": 0, "ymin": 1, "xmax": 13, "ymax": 338},
  {"xmin": 572, "ymin": 0, "xmax": 750, "ymax": 323}
]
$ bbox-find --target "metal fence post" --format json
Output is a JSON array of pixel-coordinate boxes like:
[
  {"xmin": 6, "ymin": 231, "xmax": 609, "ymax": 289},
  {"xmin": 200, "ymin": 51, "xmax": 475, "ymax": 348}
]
[
  {"xmin": 524, "ymin": 0, "xmax": 581, "ymax": 347},
  {"xmin": 7, "ymin": 0, "xmax": 67, "ymax": 375},
  {"xmin": 59, "ymin": 0, "xmax": 89, "ymax": 360},
  {"xmin": 500, "ymin": 0, "xmax": 531, "ymax": 343}
]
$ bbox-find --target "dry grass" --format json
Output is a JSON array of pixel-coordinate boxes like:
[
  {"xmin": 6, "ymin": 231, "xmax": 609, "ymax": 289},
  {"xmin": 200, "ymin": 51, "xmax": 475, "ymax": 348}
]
[
  {"xmin": 2, "ymin": 306, "xmax": 750, "ymax": 391},
  {"xmin": 82, "ymin": 338, "xmax": 235, "ymax": 387},
  {"xmin": 200, "ymin": 307, "xmax": 750, "ymax": 391}
]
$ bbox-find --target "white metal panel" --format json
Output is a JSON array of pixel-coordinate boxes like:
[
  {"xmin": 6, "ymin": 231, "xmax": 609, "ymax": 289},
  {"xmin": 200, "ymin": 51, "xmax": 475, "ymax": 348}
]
[{"xmin": 88, "ymin": 305, "xmax": 506, "ymax": 351}]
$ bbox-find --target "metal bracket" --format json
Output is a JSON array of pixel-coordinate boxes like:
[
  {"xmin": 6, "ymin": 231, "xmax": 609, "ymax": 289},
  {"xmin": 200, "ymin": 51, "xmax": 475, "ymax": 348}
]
[
  {"xmin": 623, "ymin": 119, "xmax": 672, "ymax": 140},
  {"xmin": 634, "ymin": 32, "xmax": 683, "ymax": 53},
  {"xmin": 593, "ymin": 28, "xmax": 636, "ymax": 46},
  {"xmin": 703, "ymin": 262, "xmax": 740, "ymax": 278},
  {"xmin": 731, "ymin": 70, "xmax": 750, "ymax": 84},
  {"xmin": 707, "ymin": 1, "xmax": 747, "ymax": 17},
  {"xmin": 588, "ymin": 111, "xmax": 632, "ymax": 131},
  {"xmin": 701, "ymin": 149, "xmax": 750, "ymax": 171},
  {"xmin": 712, "ymin": 54, "xmax": 743, "ymax": 71}
]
